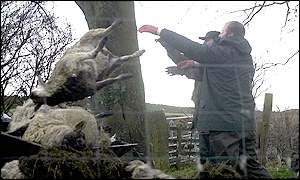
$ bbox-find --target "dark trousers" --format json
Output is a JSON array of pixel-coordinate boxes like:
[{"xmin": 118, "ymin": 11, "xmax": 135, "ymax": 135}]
[{"xmin": 198, "ymin": 130, "xmax": 272, "ymax": 179}]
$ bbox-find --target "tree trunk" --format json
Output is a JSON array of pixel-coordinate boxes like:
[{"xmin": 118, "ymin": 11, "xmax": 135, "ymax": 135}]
[{"xmin": 75, "ymin": 1, "xmax": 146, "ymax": 153}]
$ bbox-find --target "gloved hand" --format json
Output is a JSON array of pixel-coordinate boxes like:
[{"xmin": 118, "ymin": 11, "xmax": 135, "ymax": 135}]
[
  {"xmin": 165, "ymin": 66, "xmax": 185, "ymax": 76},
  {"xmin": 138, "ymin": 25, "xmax": 159, "ymax": 35},
  {"xmin": 177, "ymin": 60, "xmax": 196, "ymax": 69}
]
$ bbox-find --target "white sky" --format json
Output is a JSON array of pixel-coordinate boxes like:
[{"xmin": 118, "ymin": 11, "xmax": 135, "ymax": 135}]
[{"xmin": 50, "ymin": 1, "xmax": 299, "ymax": 111}]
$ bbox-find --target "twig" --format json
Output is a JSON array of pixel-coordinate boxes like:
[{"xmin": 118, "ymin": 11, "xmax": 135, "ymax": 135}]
[
  {"xmin": 244, "ymin": 1, "xmax": 266, "ymax": 26},
  {"xmin": 281, "ymin": 2, "xmax": 291, "ymax": 30},
  {"xmin": 229, "ymin": 1, "xmax": 287, "ymax": 13},
  {"xmin": 262, "ymin": 50, "xmax": 299, "ymax": 69},
  {"xmin": 244, "ymin": 1, "xmax": 258, "ymax": 22}
]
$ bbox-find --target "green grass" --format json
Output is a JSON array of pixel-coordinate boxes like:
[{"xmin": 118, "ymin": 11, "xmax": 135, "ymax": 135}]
[
  {"xmin": 162, "ymin": 162, "xmax": 298, "ymax": 179},
  {"xmin": 164, "ymin": 163, "xmax": 198, "ymax": 179},
  {"xmin": 267, "ymin": 164, "xmax": 298, "ymax": 179}
]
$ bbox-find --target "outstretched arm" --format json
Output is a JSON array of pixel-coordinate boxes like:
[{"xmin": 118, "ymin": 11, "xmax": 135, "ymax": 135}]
[
  {"xmin": 155, "ymin": 38, "xmax": 186, "ymax": 64},
  {"xmin": 138, "ymin": 25, "xmax": 207, "ymax": 62},
  {"xmin": 138, "ymin": 25, "xmax": 231, "ymax": 64},
  {"xmin": 156, "ymin": 39, "xmax": 203, "ymax": 80}
]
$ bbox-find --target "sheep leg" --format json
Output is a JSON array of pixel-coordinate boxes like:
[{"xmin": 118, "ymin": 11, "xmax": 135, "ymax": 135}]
[
  {"xmin": 96, "ymin": 73, "xmax": 133, "ymax": 90},
  {"xmin": 97, "ymin": 49, "xmax": 145, "ymax": 81},
  {"xmin": 83, "ymin": 19, "xmax": 122, "ymax": 60}
]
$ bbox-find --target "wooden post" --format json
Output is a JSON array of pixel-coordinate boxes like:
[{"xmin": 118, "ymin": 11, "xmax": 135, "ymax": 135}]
[
  {"xmin": 145, "ymin": 111, "xmax": 169, "ymax": 170},
  {"xmin": 259, "ymin": 93, "xmax": 273, "ymax": 165}
]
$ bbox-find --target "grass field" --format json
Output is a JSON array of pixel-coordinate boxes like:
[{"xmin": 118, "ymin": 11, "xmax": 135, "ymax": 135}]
[{"xmin": 163, "ymin": 162, "xmax": 298, "ymax": 179}]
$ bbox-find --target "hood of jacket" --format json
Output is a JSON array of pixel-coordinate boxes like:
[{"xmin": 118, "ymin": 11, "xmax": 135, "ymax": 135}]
[{"xmin": 219, "ymin": 36, "xmax": 252, "ymax": 55}]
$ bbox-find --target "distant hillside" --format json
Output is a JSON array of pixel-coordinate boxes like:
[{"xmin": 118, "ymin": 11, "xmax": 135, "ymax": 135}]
[
  {"xmin": 145, "ymin": 103, "xmax": 194, "ymax": 116},
  {"xmin": 146, "ymin": 103, "xmax": 299, "ymax": 119},
  {"xmin": 255, "ymin": 109, "xmax": 299, "ymax": 122}
]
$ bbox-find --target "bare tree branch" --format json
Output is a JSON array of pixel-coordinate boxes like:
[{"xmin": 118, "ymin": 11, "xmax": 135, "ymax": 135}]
[
  {"xmin": 244, "ymin": 1, "xmax": 258, "ymax": 21},
  {"xmin": 244, "ymin": 1, "xmax": 266, "ymax": 26},
  {"xmin": 281, "ymin": 1, "xmax": 291, "ymax": 30},
  {"xmin": 251, "ymin": 49, "xmax": 298, "ymax": 99},
  {"xmin": 1, "ymin": 1, "xmax": 73, "ymax": 115},
  {"xmin": 261, "ymin": 50, "xmax": 299, "ymax": 70},
  {"xmin": 229, "ymin": 1, "xmax": 298, "ymax": 32},
  {"xmin": 229, "ymin": 1, "xmax": 288, "ymax": 14}
]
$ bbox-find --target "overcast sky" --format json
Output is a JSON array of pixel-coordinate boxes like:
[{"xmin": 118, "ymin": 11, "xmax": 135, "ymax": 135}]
[{"xmin": 50, "ymin": 1, "xmax": 299, "ymax": 111}]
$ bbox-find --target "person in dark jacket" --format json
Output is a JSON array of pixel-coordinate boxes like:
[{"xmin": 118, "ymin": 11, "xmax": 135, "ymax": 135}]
[
  {"xmin": 156, "ymin": 31, "xmax": 220, "ymax": 130},
  {"xmin": 138, "ymin": 21, "xmax": 272, "ymax": 179}
]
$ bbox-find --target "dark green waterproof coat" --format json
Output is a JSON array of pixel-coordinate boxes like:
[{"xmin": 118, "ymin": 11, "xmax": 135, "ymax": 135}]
[{"xmin": 160, "ymin": 29, "xmax": 256, "ymax": 132}]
